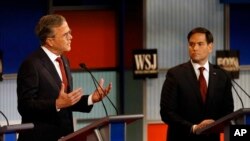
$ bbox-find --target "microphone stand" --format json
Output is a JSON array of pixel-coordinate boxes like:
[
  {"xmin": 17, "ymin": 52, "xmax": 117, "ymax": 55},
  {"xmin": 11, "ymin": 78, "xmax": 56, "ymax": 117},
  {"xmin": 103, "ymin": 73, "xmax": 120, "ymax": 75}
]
[
  {"xmin": 231, "ymin": 78, "xmax": 250, "ymax": 99},
  {"xmin": 80, "ymin": 63, "xmax": 119, "ymax": 115},
  {"xmin": 232, "ymin": 83, "xmax": 244, "ymax": 108},
  {"xmin": 229, "ymin": 71, "xmax": 250, "ymax": 109},
  {"xmin": 0, "ymin": 110, "xmax": 9, "ymax": 126},
  {"xmin": 79, "ymin": 63, "xmax": 119, "ymax": 116},
  {"xmin": 80, "ymin": 64, "xmax": 108, "ymax": 117},
  {"xmin": 214, "ymin": 65, "xmax": 245, "ymax": 109},
  {"xmin": 91, "ymin": 75, "xmax": 109, "ymax": 117}
]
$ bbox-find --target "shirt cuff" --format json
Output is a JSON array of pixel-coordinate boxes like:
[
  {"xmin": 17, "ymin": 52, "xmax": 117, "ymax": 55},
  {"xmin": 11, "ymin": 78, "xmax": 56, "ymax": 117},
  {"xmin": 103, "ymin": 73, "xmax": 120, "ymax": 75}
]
[
  {"xmin": 192, "ymin": 124, "xmax": 197, "ymax": 134},
  {"xmin": 88, "ymin": 94, "xmax": 94, "ymax": 105}
]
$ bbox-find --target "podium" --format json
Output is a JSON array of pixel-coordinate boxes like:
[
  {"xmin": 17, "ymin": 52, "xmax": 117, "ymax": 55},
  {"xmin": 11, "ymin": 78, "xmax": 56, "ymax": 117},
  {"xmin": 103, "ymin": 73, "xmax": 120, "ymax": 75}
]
[
  {"xmin": 0, "ymin": 123, "xmax": 34, "ymax": 141},
  {"xmin": 196, "ymin": 108, "xmax": 250, "ymax": 141},
  {"xmin": 58, "ymin": 114, "xmax": 143, "ymax": 141}
]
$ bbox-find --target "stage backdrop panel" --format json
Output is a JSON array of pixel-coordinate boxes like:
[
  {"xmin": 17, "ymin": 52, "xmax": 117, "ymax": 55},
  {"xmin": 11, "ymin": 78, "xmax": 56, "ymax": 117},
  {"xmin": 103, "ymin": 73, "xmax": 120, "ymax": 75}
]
[
  {"xmin": 230, "ymin": 4, "xmax": 250, "ymax": 66},
  {"xmin": 0, "ymin": 1, "xmax": 47, "ymax": 74},
  {"xmin": 54, "ymin": 10, "xmax": 117, "ymax": 70}
]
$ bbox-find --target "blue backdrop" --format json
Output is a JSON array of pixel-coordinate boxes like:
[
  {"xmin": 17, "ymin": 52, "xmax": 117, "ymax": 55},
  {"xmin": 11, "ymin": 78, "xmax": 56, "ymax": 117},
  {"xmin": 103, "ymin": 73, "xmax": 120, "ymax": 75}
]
[
  {"xmin": 0, "ymin": 1, "xmax": 47, "ymax": 74},
  {"xmin": 230, "ymin": 4, "xmax": 250, "ymax": 66}
]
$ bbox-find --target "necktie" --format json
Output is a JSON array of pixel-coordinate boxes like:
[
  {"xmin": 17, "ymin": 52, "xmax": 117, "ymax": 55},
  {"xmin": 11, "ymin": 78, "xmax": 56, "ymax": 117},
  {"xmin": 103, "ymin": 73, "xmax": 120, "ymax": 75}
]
[
  {"xmin": 199, "ymin": 67, "xmax": 207, "ymax": 103},
  {"xmin": 56, "ymin": 57, "xmax": 68, "ymax": 91}
]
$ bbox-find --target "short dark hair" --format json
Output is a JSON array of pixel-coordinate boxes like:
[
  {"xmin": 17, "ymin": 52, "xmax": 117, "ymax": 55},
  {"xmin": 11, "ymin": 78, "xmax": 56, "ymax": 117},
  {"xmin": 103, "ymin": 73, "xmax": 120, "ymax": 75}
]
[
  {"xmin": 35, "ymin": 14, "xmax": 66, "ymax": 45},
  {"xmin": 187, "ymin": 27, "xmax": 213, "ymax": 44}
]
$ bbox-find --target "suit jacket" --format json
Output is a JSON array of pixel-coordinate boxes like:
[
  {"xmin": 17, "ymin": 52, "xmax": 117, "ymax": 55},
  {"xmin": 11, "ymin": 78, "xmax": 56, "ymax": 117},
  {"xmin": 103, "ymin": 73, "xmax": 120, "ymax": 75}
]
[
  {"xmin": 160, "ymin": 61, "xmax": 234, "ymax": 141},
  {"xmin": 17, "ymin": 48, "xmax": 93, "ymax": 141}
]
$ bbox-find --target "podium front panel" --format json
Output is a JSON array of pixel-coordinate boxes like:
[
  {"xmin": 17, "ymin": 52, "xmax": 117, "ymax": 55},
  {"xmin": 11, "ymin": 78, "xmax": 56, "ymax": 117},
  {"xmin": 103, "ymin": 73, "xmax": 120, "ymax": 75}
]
[
  {"xmin": 99, "ymin": 122, "xmax": 126, "ymax": 141},
  {"xmin": 1, "ymin": 132, "xmax": 16, "ymax": 141},
  {"xmin": 110, "ymin": 122, "xmax": 125, "ymax": 141},
  {"xmin": 246, "ymin": 114, "xmax": 250, "ymax": 124},
  {"xmin": 59, "ymin": 114, "xmax": 143, "ymax": 141},
  {"xmin": 234, "ymin": 113, "xmax": 250, "ymax": 125}
]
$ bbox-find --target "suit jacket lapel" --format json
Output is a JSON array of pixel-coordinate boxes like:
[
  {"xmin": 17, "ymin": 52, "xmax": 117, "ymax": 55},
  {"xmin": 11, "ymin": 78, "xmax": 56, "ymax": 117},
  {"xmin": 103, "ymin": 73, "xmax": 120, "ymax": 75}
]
[
  {"xmin": 38, "ymin": 48, "xmax": 61, "ymax": 91},
  {"xmin": 206, "ymin": 63, "xmax": 216, "ymax": 105},
  {"xmin": 185, "ymin": 62, "xmax": 204, "ymax": 105}
]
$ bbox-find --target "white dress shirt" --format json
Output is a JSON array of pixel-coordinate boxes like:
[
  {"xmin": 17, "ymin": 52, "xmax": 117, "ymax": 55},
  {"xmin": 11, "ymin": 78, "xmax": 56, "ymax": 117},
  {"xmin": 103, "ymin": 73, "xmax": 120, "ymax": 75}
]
[
  {"xmin": 41, "ymin": 46, "xmax": 93, "ymax": 106},
  {"xmin": 191, "ymin": 60, "xmax": 209, "ymax": 87}
]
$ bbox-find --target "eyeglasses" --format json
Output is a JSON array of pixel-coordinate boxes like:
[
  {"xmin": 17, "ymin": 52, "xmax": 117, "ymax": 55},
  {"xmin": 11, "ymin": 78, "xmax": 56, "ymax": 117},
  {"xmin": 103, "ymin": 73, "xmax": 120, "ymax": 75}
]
[
  {"xmin": 62, "ymin": 30, "xmax": 72, "ymax": 39},
  {"xmin": 48, "ymin": 30, "xmax": 72, "ymax": 40}
]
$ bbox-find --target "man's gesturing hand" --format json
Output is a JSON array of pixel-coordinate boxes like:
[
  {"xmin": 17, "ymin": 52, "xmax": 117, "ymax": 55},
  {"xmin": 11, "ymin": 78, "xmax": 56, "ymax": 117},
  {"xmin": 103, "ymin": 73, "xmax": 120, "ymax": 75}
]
[
  {"xmin": 56, "ymin": 83, "xmax": 83, "ymax": 109},
  {"xmin": 92, "ymin": 78, "xmax": 112, "ymax": 103}
]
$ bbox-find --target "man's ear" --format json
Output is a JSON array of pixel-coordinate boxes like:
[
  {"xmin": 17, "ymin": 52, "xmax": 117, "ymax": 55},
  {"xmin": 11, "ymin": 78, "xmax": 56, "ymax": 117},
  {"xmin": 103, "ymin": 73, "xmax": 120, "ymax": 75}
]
[
  {"xmin": 208, "ymin": 43, "xmax": 214, "ymax": 53},
  {"xmin": 46, "ymin": 38, "xmax": 54, "ymax": 47}
]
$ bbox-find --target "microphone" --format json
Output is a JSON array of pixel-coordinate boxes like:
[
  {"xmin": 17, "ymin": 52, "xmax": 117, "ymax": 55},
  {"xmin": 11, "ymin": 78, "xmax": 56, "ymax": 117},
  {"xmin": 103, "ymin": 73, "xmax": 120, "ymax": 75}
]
[
  {"xmin": 214, "ymin": 65, "xmax": 248, "ymax": 108},
  {"xmin": 232, "ymin": 83, "xmax": 244, "ymax": 108},
  {"xmin": 0, "ymin": 110, "xmax": 9, "ymax": 126},
  {"xmin": 231, "ymin": 78, "xmax": 250, "ymax": 99},
  {"xmin": 79, "ymin": 63, "xmax": 119, "ymax": 116}
]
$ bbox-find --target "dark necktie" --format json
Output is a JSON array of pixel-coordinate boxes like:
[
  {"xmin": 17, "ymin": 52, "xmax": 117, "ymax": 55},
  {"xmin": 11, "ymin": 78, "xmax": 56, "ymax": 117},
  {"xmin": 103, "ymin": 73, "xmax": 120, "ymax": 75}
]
[
  {"xmin": 56, "ymin": 57, "xmax": 68, "ymax": 91},
  {"xmin": 199, "ymin": 67, "xmax": 207, "ymax": 103}
]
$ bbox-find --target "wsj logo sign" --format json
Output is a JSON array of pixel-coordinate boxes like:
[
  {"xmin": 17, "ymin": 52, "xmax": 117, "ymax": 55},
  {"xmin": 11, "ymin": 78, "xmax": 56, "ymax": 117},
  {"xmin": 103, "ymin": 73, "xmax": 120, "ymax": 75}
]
[
  {"xmin": 216, "ymin": 50, "xmax": 239, "ymax": 79},
  {"xmin": 133, "ymin": 49, "xmax": 158, "ymax": 79}
]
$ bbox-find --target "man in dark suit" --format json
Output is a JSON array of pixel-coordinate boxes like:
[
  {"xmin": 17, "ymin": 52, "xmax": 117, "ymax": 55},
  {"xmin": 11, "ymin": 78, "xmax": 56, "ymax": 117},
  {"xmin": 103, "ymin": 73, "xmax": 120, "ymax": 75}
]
[
  {"xmin": 160, "ymin": 27, "xmax": 234, "ymax": 141},
  {"xmin": 17, "ymin": 14, "xmax": 112, "ymax": 141}
]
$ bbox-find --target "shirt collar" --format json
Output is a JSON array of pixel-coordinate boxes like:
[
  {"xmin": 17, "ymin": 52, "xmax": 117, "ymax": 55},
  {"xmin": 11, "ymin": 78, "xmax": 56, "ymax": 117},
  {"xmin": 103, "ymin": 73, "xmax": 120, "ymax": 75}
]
[
  {"xmin": 191, "ymin": 60, "xmax": 209, "ymax": 72},
  {"xmin": 41, "ymin": 46, "xmax": 60, "ymax": 62}
]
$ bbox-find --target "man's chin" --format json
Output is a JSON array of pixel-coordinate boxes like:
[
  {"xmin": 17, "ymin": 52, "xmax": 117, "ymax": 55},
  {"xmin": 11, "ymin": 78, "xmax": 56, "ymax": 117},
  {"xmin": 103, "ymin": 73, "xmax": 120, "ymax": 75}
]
[
  {"xmin": 191, "ymin": 58, "xmax": 199, "ymax": 63},
  {"xmin": 65, "ymin": 47, "xmax": 71, "ymax": 52}
]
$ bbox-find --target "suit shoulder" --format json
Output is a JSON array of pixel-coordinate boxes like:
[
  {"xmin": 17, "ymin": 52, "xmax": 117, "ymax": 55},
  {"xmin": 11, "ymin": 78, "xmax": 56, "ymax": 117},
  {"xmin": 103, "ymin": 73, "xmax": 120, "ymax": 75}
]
[
  {"xmin": 211, "ymin": 65, "xmax": 232, "ymax": 79},
  {"xmin": 22, "ymin": 48, "xmax": 45, "ymax": 63},
  {"xmin": 18, "ymin": 49, "xmax": 44, "ymax": 71},
  {"xmin": 168, "ymin": 62, "xmax": 190, "ymax": 73}
]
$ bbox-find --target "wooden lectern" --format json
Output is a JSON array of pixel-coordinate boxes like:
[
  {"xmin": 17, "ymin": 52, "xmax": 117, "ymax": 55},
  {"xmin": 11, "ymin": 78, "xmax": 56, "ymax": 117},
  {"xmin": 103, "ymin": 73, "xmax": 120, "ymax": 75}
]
[
  {"xmin": 58, "ymin": 114, "xmax": 144, "ymax": 141},
  {"xmin": 0, "ymin": 123, "xmax": 34, "ymax": 141},
  {"xmin": 196, "ymin": 108, "xmax": 250, "ymax": 141}
]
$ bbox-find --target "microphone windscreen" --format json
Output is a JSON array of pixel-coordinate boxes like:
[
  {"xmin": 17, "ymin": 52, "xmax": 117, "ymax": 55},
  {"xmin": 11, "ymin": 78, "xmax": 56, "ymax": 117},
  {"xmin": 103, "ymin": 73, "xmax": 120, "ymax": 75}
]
[{"xmin": 79, "ymin": 63, "xmax": 87, "ymax": 70}]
